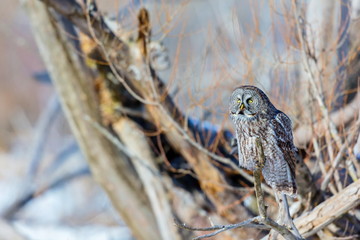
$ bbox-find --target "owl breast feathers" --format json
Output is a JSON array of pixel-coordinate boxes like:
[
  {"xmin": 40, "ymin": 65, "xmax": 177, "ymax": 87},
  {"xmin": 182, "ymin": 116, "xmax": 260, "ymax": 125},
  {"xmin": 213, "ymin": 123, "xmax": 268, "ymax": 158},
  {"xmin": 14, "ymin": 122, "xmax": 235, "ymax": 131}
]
[{"xmin": 229, "ymin": 85, "xmax": 297, "ymax": 196}]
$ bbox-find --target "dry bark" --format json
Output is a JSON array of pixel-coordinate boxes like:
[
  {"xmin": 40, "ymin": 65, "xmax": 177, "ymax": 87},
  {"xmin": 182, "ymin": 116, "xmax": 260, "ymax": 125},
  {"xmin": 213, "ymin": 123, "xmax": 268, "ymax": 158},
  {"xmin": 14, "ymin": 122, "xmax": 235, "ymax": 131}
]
[
  {"xmin": 262, "ymin": 180, "xmax": 360, "ymax": 239},
  {"xmin": 295, "ymin": 180, "xmax": 360, "ymax": 238},
  {"xmin": 113, "ymin": 118, "xmax": 183, "ymax": 240}
]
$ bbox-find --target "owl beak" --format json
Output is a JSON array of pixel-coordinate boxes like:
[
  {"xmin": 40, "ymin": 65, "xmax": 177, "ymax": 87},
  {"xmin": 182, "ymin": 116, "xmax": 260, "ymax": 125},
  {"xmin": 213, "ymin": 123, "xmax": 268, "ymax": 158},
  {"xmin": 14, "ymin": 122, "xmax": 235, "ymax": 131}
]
[
  {"xmin": 231, "ymin": 103, "xmax": 245, "ymax": 115},
  {"xmin": 239, "ymin": 103, "xmax": 245, "ymax": 111}
]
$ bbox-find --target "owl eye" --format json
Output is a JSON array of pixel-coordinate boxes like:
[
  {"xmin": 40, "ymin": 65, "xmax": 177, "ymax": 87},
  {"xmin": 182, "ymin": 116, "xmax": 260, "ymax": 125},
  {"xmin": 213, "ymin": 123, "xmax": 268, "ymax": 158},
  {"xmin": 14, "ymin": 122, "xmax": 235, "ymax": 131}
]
[
  {"xmin": 237, "ymin": 99, "xmax": 241, "ymax": 103},
  {"xmin": 247, "ymin": 98, "xmax": 253, "ymax": 104}
]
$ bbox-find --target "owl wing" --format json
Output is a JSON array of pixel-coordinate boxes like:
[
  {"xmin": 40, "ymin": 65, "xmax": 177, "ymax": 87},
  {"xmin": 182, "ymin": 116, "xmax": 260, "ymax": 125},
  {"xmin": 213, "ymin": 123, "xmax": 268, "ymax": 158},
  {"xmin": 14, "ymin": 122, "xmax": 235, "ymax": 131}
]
[{"xmin": 272, "ymin": 111, "xmax": 297, "ymax": 179}]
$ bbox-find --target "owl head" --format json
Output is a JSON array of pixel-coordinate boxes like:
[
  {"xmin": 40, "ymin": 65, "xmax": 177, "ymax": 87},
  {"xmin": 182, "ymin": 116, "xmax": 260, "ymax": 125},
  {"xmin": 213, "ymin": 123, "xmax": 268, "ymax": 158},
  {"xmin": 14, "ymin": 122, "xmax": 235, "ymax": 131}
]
[{"xmin": 229, "ymin": 85, "xmax": 275, "ymax": 122}]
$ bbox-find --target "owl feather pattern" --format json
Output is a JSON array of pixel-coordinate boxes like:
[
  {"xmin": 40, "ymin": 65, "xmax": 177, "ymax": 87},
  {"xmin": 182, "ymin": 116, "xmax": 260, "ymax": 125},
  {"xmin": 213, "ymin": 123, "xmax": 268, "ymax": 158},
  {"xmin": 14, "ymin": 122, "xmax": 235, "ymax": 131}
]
[{"xmin": 229, "ymin": 85, "xmax": 297, "ymax": 196}]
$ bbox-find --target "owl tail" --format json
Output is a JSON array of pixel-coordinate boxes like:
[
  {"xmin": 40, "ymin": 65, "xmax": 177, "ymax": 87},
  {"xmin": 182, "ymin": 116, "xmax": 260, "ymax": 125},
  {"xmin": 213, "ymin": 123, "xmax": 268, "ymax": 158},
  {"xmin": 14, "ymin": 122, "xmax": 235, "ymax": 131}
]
[
  {"xmin": 274, "ymin": 183, "xmax": 297, "ymax": 198},
  {"xmin": 263, "ymin": 164, "xmax": 297, "ymax": 197},
  {"xmin": 277, "ymin": 163, "xmax": 298, "ymax": 197}
]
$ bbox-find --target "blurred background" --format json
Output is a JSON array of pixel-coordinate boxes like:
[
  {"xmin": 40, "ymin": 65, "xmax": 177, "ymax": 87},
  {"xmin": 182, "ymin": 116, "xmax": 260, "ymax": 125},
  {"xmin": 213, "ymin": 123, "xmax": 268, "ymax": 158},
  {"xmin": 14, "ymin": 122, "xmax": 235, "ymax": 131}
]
[
  {"xmin": 1, "ymin": 0, "xmax": 134, "ymax": 239},
  {"xmin": 1, "ymin": 0, "xmax": 359, "ymax": 239}
]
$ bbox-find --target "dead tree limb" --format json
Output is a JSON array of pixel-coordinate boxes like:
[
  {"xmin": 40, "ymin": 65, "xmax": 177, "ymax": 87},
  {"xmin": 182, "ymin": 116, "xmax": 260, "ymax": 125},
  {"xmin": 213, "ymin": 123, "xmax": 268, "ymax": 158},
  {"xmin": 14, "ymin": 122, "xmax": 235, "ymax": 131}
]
[
  {"xmin": 295, "ymin": 179, "xmax": 360, "ymax": 238},
  {"xmin": 24, "ymin": 1, "xmax": 161, "ymax": 239},
  {"xmin": 113, "ymin": 118, "xmax": 183, "ymax": 240}
]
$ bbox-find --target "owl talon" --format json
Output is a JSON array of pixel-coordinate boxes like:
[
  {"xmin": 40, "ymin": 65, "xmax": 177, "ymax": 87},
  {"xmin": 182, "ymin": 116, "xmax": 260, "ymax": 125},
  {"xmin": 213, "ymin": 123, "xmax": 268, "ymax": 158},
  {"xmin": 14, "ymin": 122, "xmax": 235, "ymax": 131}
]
[{"xmin": 255, "ymin": 160, "xmax": 265, "ymax": 169}]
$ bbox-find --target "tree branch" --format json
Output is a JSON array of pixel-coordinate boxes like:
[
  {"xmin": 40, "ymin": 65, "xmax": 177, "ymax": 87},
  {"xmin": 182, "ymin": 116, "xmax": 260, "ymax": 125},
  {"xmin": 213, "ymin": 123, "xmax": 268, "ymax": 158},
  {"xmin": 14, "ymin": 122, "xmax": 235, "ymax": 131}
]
[
  {"xmin": 295, "ymin": 180, "xmax": 360, "ymax": 238},
  {"xmin": 113, "ymin": 118, "xmax": 183, "ymax": 240},
  {"xmin": 175, "ymin": 217, "xmax": 270, "ymax": 240}
]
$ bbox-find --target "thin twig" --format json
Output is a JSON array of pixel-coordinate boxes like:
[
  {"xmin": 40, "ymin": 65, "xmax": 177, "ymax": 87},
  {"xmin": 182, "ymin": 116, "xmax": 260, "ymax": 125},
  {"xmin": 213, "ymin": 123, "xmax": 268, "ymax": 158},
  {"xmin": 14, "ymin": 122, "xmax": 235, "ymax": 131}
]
[
  {"xmin": 3, "ymin": 167, "xmax": 89, "ymax": 219},
  {"xmin": 321, "ymin": 119, "xmax": 360, "ymax": 191},
  {"xmin": 175, "ymin": 217, "xmax": 269, "ymax": 240},
  {"xmin": 27, "ymin": 95, "xmax": 60, "ymax": 178},
  {"xmin": 291, "ymin": 0, "xmax": 342, "ymax": 149},
  {"xmin": 294, "ymin": 92, "xmax": 360, "ymax": 147},
  {"xmin": 175, "ymin": 216, "xmax": 268, "ymax": 232},
  {"xmin": 83, "ymin": 0, "xmax": 158, "ymax": 106}
]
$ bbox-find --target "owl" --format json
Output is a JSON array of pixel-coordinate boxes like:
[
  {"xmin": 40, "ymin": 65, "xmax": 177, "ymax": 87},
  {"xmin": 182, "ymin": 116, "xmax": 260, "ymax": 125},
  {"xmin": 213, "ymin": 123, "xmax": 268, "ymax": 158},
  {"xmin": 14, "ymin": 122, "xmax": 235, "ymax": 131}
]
[{"xmin": 229, "ymin": 85, "xmax": 297, "ymax": 196}]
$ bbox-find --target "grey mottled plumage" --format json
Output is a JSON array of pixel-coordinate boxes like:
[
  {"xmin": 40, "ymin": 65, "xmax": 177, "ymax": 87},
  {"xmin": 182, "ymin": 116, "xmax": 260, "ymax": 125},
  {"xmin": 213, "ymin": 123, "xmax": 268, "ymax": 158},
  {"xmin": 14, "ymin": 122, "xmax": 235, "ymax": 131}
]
[{"xmin": 229, "ymin": 85, "xmax": 297, "ymax": 196}]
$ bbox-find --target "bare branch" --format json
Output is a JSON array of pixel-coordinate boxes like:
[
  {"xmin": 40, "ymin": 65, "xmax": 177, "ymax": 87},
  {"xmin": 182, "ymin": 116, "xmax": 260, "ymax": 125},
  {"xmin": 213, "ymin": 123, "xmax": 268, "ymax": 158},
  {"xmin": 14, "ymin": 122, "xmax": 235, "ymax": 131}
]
[
  {"xmin": 321, "ymin": 120, "xmax": 360, "ymax": 190},
  {"xmin": 113, "ymin": 118, "xmax": 183, "ymax": 240},
  {"xmin": 294, "ymin": 92, "xmax": 360, "ymax": 147},
  {"xmin": 175, "ymin": 217, "xmax": 269, "ymax": 240}
]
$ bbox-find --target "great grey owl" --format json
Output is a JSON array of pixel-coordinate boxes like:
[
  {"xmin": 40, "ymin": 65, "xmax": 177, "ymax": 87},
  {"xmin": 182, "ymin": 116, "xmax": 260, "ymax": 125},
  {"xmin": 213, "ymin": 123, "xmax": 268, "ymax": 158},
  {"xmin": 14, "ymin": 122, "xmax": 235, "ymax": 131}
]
[{"xmin": 229, "ymin": 85, "xmax": 297, "ymax": 196}]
